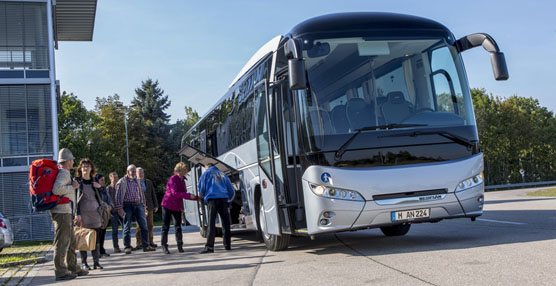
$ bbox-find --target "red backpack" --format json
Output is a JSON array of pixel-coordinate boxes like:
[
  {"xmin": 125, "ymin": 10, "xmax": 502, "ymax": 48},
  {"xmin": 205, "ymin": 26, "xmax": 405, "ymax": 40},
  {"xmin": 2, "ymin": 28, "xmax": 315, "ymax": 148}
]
[{"xmin": 29, "ymin": 159, "xmax": 70, "ymax": 212}]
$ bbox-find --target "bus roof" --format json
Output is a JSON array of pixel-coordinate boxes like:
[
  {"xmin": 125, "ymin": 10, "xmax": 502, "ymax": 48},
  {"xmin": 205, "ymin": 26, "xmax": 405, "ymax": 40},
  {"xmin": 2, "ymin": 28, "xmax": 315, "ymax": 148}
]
[
  {"xmin": 288, "ymin": 12, "xmax": 450, "ymax": 38},
  {"xmin": 228, "ymin": 35, "xmax": 282, "ymax": 89}
]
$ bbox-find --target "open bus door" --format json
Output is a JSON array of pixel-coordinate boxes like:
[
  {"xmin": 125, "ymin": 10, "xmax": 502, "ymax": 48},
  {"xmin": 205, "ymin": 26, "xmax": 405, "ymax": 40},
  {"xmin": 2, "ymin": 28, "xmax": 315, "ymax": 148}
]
[
  {"xmin": 254, "ymin": 80, "xmax": 291, "ymax": 250},
  {"xmin": 178, "ymin": 144, "xmax": 239, "ymax": 238}
]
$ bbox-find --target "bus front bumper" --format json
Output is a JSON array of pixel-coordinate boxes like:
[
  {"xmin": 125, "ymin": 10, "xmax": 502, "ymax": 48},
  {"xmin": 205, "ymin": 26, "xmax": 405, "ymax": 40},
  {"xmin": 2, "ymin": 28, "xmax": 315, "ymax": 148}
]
[{"xmin": 302, "ymin": 180, "xmax": 484, "ymax": 235}]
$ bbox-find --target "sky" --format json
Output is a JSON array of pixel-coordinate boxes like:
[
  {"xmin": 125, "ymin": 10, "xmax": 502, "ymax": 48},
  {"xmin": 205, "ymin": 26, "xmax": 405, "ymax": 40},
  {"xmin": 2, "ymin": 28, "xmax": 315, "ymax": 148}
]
[{"xmin": 54, "ymin": 0, "xmax": 556, "ymax": 122}]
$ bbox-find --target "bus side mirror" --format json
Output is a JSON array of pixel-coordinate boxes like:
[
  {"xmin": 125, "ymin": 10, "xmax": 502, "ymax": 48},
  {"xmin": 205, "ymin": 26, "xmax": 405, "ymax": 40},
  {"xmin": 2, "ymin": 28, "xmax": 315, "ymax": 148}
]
[
  {"xmin": 288, "ymin": 58, "xmax": 307, "ymax": 90},
  {"xmin": 490, "ymin": 52, "xmax": 508, "ymax": 81},
  {"xmin": 455, "ymin": 33, "xmax": 509, "ymax": 81}
]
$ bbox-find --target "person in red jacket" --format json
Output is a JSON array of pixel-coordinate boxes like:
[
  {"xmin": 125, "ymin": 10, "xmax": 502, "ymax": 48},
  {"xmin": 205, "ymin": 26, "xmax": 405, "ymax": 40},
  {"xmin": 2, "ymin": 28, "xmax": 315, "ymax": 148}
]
[{"xmin": 160, "ymin": 162, "xmax": 198, "ymax": 254}]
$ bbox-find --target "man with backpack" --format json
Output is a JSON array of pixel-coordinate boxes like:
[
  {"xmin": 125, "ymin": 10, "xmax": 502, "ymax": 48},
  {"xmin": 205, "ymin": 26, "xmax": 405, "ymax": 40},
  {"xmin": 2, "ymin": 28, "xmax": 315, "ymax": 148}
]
[{"xmin": 49, "ymin": 148, "xmax": 89, "ymax": 280}]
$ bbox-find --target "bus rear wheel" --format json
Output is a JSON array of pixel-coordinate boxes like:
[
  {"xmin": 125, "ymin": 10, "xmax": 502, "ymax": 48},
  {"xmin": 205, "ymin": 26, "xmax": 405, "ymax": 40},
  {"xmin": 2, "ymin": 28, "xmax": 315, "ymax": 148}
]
[
  {"xmin": 257, "ymin": 199, "xmax": 290, "ymax": 251},
  {"xmin": 380, "ymin": 223, "xmax": 411, "ymax": 236}
]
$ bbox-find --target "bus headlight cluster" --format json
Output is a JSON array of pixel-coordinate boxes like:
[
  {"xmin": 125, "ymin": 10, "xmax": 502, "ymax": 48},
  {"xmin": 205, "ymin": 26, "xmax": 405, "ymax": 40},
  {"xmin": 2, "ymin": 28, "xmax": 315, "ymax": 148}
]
[
  {"xmin": 309, "ymin": 184, "xmax": 365, "ymax": 201},
  {"xmin": 456, "ymin": 172, "xmax": 484, "ymax": 192}
]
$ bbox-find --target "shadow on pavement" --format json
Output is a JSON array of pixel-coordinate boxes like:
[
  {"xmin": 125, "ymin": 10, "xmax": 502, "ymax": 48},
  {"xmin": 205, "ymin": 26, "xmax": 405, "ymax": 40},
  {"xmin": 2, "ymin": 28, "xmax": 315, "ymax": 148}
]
[
  {"xmin": 283, "ymin": 210, "xmax": 556, "ymax": 257},
  {"xmin": 485, "ymin": 197, "xmax": 556, "ymax": 204}
]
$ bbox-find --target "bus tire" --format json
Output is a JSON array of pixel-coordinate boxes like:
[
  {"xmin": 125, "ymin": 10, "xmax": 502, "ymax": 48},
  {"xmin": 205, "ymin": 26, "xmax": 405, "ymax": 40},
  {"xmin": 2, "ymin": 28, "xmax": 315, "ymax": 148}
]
[
  {"xmin": 380, "ymin": 224, "xmax": 411, "ymax": 236},
  {"xmin": 257, "ymin": 199, "xmax": 290, "ymax": 251}
]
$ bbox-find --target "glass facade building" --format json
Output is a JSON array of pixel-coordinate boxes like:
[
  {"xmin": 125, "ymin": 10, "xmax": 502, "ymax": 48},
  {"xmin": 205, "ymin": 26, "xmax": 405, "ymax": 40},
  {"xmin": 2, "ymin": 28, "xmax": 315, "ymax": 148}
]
[{"xmin": 0, "ymin": 0, "xmax": 97, "ymax": 240}]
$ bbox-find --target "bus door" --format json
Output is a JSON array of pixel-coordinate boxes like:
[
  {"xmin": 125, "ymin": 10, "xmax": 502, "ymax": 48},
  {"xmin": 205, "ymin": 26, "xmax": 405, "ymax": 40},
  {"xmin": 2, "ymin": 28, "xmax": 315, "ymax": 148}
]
[
  {"xmin": 184, "ymin": 165, "xmax": 203, "ymax": 231},
  {"xmin": 276, "ymin": 78, "xmax": 303, "ymax": 231},
  {"xmin": 254, "ymin": 80, "xmax": 283, "ymax": 236},
  {"xmin": 178, "ymin": 144, "xmax": 239, "ymax": 237}
]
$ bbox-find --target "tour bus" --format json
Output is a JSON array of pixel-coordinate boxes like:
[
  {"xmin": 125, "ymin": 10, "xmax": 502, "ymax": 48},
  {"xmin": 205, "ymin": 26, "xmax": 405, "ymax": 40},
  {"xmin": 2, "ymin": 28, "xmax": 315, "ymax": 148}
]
[{"xmin": 179, "ymin": 12, "xmax": 508, "ymax": 251}]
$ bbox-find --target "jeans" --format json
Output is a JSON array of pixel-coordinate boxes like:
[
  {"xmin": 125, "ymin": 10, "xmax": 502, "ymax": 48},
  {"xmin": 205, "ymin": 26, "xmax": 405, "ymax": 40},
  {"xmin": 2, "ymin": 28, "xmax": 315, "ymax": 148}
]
[
  {"xmin": 161, "ymin": 207, "xmax": 182, "ymax": 248},
  {"xmin": 205, "ymin": 199, "xmax": 231, "ymax": 249},
  {"xmin": 136, "ymin": 209, "xmax": 154, "ymax": 246},
  {"xmin": 51, "ymin": 213, "xmax": 80, "ymax": 277},
  {"xmin": 111, "ymin": 212, "xmax": 121, "ymax": 249},
  {"xmin": 123, "ymin": 203, "xmax": 149, "ymax": 249}
]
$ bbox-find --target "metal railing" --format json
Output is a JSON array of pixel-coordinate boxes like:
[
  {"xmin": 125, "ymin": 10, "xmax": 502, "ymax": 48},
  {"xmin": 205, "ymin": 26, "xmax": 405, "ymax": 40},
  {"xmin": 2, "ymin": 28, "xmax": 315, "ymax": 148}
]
[{"xmin": 485, "ymin": 180, "xmax": 556, "ymax": 191}]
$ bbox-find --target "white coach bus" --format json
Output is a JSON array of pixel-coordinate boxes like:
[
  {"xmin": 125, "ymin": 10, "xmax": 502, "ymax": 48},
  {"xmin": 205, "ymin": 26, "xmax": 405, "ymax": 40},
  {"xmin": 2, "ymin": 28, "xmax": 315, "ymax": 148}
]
[{"xmin": 179, "ymin": 12, "xmax": 508, "ymax": 251}]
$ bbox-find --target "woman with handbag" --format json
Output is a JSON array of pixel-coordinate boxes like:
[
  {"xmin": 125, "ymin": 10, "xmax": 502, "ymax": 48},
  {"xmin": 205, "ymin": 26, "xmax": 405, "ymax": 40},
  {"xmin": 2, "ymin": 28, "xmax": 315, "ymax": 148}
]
[{"xmin": 74, "ymin": 158, "xmax": 105, "ymax": 270}]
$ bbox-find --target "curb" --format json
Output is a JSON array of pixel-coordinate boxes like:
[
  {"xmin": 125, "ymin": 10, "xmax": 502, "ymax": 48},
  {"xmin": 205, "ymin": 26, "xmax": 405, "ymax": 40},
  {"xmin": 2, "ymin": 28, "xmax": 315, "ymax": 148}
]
[{"xmin": 0, "ymin": 256, "xmax": 47, "ymax": 268}]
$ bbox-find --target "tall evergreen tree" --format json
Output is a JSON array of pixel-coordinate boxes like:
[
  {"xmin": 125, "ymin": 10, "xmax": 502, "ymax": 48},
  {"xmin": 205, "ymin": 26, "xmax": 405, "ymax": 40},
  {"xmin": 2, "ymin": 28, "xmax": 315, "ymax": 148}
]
[
  {"xmin": 127, "ymin": 79, "xmax": 173, "ymax": 198},
  {"xmin": 131, "ymin": 78, "xmax": 171, "ymax": 132}
]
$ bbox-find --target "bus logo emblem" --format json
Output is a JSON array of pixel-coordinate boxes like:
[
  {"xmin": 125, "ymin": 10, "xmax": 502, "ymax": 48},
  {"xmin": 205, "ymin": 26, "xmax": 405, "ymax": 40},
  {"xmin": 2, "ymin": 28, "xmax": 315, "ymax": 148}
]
[{"xmin": 321, "ymin": 172, "xmax": 332, "ymax": 184}]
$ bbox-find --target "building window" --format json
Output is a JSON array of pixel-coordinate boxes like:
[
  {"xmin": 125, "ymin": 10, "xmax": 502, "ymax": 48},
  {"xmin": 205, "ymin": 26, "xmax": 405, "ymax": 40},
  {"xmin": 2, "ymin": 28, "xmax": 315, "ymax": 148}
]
[
  {"xmin": 0, "ymin": 84, "xmax": 52, "ymax": 164},
  {"xmin": 0, "ymin": 2, "xmax": 49, "ymax": 71}
]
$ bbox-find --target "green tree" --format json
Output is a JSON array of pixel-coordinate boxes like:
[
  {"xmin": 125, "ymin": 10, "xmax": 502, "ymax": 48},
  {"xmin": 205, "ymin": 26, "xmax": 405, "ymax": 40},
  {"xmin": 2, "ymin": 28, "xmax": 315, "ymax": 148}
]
[
  {"xmin": 472, "ymin": 88, "xmax": 556, "ymax": 185},
  {"xmin": 131, "ymin": 78, "xmax": 171, "ymax": 132},
  {"xmin": 168, "ymin": 105, "xmax": 200, "ymax": 154},
  {"xmin": 58, "ymin": 91, "xmax": 97, "ymax": 163},
  {"xmin": 92, "ymin": 94, "xmax": 128, "ymax": 177},
  {"xmin": 127, "ymin": 79, "xmax": 173, "ymax": 198}
]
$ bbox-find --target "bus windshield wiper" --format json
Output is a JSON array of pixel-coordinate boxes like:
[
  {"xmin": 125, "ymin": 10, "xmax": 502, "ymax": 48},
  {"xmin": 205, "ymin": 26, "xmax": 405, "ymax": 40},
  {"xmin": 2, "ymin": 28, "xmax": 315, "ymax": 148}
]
[
  {"xmin": 334, "ymin": 124, "xmax": 428, "ymax": 161},
  {"xmin": 379, "ymin": 130, "xmax": 475, "ymax": 148}
]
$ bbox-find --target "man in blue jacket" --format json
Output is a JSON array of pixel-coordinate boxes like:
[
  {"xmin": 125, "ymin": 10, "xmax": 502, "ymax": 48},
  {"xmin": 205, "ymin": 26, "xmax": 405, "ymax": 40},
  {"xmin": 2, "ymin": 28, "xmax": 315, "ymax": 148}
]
[{"xmin": 198, "ymin": 164, "xmax": 235, "ymax": 254}]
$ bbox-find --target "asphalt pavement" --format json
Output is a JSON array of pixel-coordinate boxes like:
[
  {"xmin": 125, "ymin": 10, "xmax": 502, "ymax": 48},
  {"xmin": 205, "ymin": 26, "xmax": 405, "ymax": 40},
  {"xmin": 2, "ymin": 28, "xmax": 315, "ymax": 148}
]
[{"xmin": 29, "ymin": 187, "xmax": 556, "ymax": 286}]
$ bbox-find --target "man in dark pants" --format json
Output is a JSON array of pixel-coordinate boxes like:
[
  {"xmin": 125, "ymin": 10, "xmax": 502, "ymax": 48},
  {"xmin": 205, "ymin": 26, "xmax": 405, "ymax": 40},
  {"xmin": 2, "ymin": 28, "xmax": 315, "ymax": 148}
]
[
  {"xmin": 198, "ymin": 164, "xmax": 235, "ymax": 254},
  {"xmin": 107, "ymin": 172, "xmax": 122, "ymax": 253},
  {"xmin": 135, "ymin": 167, "xmax": 159, "ymax": 249}
]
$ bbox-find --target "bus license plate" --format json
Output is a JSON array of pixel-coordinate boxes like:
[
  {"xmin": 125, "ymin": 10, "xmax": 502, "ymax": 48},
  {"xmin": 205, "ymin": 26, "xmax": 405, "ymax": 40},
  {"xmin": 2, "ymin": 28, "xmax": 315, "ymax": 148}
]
[{"xmin": 391, "ymin": 208, "xmax": 430, "ymax": 222}]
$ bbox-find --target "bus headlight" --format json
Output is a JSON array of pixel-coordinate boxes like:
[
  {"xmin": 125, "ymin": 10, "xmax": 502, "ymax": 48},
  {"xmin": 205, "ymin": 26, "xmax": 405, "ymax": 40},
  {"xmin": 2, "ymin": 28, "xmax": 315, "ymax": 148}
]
[
  {"xmin": 309, "ymin": 184, "xmax": 365, "ymax": 201},
  {"xmin": 456, "ymin": 172, "xmax": 484, "ymax": 192}
]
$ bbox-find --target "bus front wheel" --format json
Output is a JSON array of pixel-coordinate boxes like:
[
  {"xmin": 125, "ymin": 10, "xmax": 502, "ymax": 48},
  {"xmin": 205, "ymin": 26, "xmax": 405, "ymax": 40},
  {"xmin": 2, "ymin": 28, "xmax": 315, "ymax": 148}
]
[
  {"xmin": 380, "ymin": 224, "xmax": 411, "ymax": 236},
  {"xmin": 257, "ymin": 199, "xmax": 290, "ymax": 251}
]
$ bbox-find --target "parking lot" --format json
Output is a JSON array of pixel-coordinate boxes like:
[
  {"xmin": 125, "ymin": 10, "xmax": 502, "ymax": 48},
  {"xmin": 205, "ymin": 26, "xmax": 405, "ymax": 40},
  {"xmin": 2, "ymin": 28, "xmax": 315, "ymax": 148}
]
[{"xmin": 29, "ymin": 188, "xmax": 556, "ymax": 286}]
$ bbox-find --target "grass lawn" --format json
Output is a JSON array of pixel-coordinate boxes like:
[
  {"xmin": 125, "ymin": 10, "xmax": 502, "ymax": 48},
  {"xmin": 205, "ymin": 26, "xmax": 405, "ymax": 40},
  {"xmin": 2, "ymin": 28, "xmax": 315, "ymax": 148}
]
[
  {"xmin": 527, "ymin": 188, "xmax": 556, "ymax": 197},
  {"xmin": 0, "ymin": 241, "xmax": 52, "ymax": 265}
]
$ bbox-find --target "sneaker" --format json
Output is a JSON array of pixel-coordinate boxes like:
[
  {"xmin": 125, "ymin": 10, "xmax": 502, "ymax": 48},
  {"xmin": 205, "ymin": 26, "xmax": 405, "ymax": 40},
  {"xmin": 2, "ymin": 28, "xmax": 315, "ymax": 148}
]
[
  {"xmin": 136, "ymin": 245, "xmax": 143, "ymax": 250},
  {"xmin": 55, "ymin": 273, "xmax": 77, "ymax": 281},
  {"xmin": 150, "ymin": 243, "xmax": 158, "ymax": 248},
  {"xmin": 101, "ymin": 253, "xmax": 110, "ymax": 257},
  {"xmin": 143, "ymin": 245, "xmax": 156, "ymax": 252},
  {"xmin": 131, "ymin": 247, "xmax": 137, "ymax": 251},
  {"xmin": 199, "ymin": 247, "xmax": 214, "ymax": 254},
  {"xmin": 114, "ymin": 247, "xmax": 122, "ymax": 253},
  {"xmin": 124, "ymin": 247, "xmax": 132, "ymax": 254},
  {"xmin": 74, "ymin": 269, "xmax": 89, "ymax": 276},
  {"xmin": 225, "ymin": 246, "xmax": 231, "ymax": 251}
]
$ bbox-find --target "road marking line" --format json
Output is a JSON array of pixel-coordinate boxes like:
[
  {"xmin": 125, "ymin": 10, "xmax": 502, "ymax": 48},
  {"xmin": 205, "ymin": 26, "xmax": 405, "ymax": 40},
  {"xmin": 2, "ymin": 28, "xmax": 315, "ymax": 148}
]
[{"xmin": 476, "ymin": 218, "xmax": 525, "ymax": 225}]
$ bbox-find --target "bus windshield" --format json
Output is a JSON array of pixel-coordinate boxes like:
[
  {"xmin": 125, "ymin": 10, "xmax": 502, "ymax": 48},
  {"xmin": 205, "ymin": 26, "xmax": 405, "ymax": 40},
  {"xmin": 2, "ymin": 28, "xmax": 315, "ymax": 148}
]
[{"xmin": 297, "ymin": 36, "xmax": 476, "ymax": 151}]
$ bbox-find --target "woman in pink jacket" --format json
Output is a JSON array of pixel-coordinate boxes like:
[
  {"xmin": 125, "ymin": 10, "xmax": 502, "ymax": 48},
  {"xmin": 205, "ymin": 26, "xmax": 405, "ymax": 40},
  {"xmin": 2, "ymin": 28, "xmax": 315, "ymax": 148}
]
[{"xmin": 161, "ymin": 162, "xmax": 197, "ymax": 254}]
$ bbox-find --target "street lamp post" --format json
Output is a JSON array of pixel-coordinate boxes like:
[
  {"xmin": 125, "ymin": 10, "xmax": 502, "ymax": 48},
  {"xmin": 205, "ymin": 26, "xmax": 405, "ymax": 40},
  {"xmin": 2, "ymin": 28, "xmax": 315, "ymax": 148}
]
[{"xmin": 124, "ymin": 108, "xmax": 129, "ymax": 167}]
